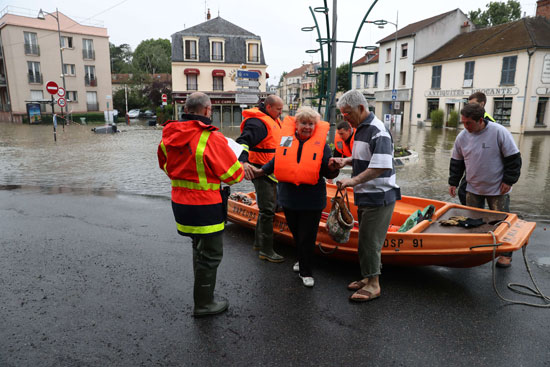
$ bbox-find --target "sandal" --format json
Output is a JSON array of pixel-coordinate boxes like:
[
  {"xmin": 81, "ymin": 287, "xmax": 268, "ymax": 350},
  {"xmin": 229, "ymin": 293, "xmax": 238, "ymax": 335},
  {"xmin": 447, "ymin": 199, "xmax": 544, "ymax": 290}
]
[
  {"xmin": 349, "ymin": 289, "xmax": 381, "ymax": 303},
  {"xmin": 347, "ymin": 280, "xmax": 366, "ymax": 291}
]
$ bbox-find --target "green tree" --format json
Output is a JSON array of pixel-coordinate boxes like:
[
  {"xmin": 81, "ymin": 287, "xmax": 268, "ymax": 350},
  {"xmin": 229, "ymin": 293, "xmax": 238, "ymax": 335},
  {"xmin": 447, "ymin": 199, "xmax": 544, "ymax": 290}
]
[
  {"xmin": 468, "ymin": 0, "xmax": 521, "ymax": 27},
  {"xmin": 336, "ymin": 62, "xmax": 350, "ymax": 92},
  {"xmin": 109, "ymin": 43, "xmax": 133, "ymax": 73},
  {"xmin": 132, "ymin": 38, "xmax": 172, "ymax": 74}
]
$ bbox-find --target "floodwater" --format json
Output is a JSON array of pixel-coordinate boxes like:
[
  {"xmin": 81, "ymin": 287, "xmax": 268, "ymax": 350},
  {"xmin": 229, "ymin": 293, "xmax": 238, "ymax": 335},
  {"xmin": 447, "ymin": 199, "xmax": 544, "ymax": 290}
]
[{"xmin": 1, "ymin": 120, "xmax": 549, "ymax": 222}]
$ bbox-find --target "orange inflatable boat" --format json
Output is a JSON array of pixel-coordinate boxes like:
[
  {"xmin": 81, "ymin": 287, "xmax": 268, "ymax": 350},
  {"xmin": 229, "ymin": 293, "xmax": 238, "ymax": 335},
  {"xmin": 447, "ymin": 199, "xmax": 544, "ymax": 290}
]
[{"xmin": 227, "ymin": 184, "xmax": 536, "ymax": 268}]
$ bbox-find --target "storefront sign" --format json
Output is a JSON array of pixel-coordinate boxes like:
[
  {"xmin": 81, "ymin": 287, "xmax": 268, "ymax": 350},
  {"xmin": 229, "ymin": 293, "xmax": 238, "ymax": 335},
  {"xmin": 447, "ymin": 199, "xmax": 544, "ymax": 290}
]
[
  {"xmin": 424, "ymin": 87, "xmax": 519, "ymax": 97},
  {"xmin": 542, "ymin": 54, "xmax": 550, "ymax": 84}
]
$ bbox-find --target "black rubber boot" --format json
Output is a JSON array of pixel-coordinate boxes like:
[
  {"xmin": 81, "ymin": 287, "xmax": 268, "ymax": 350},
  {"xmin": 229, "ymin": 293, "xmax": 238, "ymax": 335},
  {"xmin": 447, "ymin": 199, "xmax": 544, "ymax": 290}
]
[{"xmin": 192, "ymin": 268, "xmax": 228, "ymax": 317}]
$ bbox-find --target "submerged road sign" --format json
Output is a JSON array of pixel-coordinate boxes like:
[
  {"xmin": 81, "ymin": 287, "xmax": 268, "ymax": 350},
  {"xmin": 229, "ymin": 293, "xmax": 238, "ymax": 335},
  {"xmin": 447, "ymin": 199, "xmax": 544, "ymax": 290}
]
[{"xmin": 46, "ymin": 81, "xmax": 59, "ymax": 95}]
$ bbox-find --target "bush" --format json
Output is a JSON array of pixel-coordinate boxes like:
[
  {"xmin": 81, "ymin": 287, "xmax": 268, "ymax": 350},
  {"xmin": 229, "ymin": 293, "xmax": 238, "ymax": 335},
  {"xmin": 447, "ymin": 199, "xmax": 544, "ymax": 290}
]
[
  {"xmin": 447, "ymin": 110, "xmax": 459, "ymax": 127},
  {"xmin": 156, "ymin": 104, "xmax": 174, "ymax": 124},
  {"xmin": 430, "ymin": 109, "xmax": 444, "ymax": 128}
]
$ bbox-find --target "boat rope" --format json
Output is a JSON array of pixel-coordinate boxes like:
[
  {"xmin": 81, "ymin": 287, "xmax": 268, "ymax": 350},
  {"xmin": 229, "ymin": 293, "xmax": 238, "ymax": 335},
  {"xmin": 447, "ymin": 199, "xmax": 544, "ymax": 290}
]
[
  {"xmin": 316, "ymin": 242, "xmax": 338, "ymax": 255},
  {"xmin": 488, "ymin": 231, "xmax": 550, "ymax": 308}
]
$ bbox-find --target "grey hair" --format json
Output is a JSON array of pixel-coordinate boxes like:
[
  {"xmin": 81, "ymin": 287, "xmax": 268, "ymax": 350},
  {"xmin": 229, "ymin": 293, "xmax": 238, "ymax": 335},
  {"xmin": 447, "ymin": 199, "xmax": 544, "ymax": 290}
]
[
  {"xmin": 337, "ymin": 90, "xmax": 368, "ymax": 110},
  {"xmin": 185, "ymin": 92, "xmax": 211, "ymax": 114},
  {"xmin": 295, "ymin": 106, "xmax": 320, "ymax": 124}
]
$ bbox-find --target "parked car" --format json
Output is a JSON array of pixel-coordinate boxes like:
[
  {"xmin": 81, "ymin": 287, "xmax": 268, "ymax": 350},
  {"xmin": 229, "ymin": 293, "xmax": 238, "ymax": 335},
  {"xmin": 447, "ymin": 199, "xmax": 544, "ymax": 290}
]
[
  {"xmin": 127, "ymin": 109, "xmax": 140, "ymax": 119},
  {"xmin": 140, "ymin": 110, "xmax": 156, "ymax": 119}
]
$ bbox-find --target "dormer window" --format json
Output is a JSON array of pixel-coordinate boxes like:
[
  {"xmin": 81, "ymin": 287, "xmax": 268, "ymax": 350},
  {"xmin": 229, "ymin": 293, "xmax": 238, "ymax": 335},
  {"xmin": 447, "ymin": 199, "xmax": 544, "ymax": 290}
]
[
  {"xmin": 183, "ymin": 37, "xmax": 199, "ymax": 61},
  {"xmin": 209, "ymin": 38, "xmax": 225, "ymax": 62},
  {"xmin": 246, "ymin": 41, "xmax": 260, "ymax": 63}
]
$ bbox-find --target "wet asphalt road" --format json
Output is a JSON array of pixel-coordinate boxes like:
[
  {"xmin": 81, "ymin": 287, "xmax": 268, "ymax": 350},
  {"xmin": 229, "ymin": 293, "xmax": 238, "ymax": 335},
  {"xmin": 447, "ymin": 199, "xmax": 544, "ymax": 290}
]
[{"xmin": 1, "ymin": 188, "xmax": 550, "ymax": 366}]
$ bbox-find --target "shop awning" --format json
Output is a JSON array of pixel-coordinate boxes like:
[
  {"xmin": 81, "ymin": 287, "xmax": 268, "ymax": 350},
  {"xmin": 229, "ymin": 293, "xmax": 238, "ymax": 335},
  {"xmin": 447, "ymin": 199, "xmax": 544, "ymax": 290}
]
[
  {"xmin": 184, "ymin": 68, "xmax": 200, "ymax": 75},
  {"xmin": 212, "ymin": 69, "xmax": 226, "ymax": 77},
  {"xmin": 266, "ymin": 72, "xmax": 270, "ymax": 78}
]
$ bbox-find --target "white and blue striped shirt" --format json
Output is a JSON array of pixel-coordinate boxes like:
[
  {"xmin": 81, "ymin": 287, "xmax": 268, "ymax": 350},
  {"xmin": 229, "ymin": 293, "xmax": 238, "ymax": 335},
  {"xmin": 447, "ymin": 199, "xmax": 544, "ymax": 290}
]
[{"xmin": 351, "ymin": 113, "xmax": 401, "ymax": 206}]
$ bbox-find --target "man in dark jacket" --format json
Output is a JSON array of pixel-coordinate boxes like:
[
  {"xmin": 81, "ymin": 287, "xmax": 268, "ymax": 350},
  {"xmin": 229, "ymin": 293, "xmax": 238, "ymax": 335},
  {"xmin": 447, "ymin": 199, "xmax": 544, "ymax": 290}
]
[
  {"xmin": 448, "ymin": 103, "xmax": 522, "ymax": 268},
  {"xmin": 236, "ymin": 95, "xmax": 285, "ymax": 263}
]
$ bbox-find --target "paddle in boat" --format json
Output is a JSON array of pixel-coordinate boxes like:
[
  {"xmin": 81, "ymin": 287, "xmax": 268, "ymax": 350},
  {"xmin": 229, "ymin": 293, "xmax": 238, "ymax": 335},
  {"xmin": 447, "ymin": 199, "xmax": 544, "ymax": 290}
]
[{"xmin": 227, "ymin": 184, "xmax": 536, "ymax": 268}]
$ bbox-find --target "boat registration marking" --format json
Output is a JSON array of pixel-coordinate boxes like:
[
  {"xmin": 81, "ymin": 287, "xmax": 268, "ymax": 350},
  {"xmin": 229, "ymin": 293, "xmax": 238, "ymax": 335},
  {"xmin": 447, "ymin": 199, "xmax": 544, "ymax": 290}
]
[{"xmin": 384, "ymin": 238, "xmax": 423, "ymax": 248}]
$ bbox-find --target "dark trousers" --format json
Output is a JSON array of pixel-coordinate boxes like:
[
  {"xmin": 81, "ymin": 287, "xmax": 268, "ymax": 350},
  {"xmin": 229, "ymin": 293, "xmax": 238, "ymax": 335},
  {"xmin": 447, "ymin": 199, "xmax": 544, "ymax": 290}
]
[
  {"xmin": 466, "ymin": 191, "xmax": 512, "ymax": 257},
  {"xmin": 283, "ymin": 208, "xmax": 322, "ymax": 277}
]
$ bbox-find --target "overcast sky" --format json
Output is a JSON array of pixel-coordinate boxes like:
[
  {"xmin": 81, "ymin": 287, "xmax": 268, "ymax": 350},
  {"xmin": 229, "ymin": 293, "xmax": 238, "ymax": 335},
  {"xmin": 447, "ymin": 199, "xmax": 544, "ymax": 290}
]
[{"xmin": 3, "ymin": 0, "xmax": 539, "ymax": 85}]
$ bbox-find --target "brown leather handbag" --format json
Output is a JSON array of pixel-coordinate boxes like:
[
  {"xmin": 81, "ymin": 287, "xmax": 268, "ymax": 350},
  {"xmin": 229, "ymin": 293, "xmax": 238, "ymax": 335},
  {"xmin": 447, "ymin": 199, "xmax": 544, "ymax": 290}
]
[{"xmin": 326, "ymin": 187, "xmax": 354, "ymax": 243}]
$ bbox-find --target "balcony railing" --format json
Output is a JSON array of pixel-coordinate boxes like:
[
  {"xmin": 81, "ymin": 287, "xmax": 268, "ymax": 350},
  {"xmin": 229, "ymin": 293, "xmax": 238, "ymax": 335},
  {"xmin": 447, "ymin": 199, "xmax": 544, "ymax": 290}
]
[
  {"xmin": 0, "ymin": 75, "xmax": 6, "ymax": 85},
  {"xmin": 247, "ymin": 56, "xmax": 260, "ymax": 63},
  {"xmin": 28, "ymin": 73, "xmax": 42, "ymax": 84},
  {"xmin": 184, "ymin": 53, "xmax": 198, "ymax": 60},
  {"xmin": 82, "ymin": 49, "xmax": 95, "ymax": 60},
  {"xmin": 0, "ymin": 104, "xmax": 11, "ymax": 112},
  {"xmin": 211, "ymin": 54, "xmax": 223, "ymax": 61},
  {"xmin": 85, "ymin": 76, "xmax": 97, "ymax": 87},
  {"xmin": 24, "ymin": 44, "xmax": 40, "ymax": 56},
  {"xmin": 213, "ymin": 83, "xmax": 224, "ymax": 91},
  {"xmin": 187, "ymin": 83, "xmax": 198, "ymax": 91},
  {"xmin": 87, "ymin": 103, "xmax": 99, "ymax": 111}
]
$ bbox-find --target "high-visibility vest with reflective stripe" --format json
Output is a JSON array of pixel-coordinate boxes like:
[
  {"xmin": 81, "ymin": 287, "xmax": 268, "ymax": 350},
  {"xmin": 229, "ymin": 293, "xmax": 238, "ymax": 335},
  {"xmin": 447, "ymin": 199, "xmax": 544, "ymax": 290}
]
[
  {"xmin": 274, "ymin": 116, "xmax": 329, "ymax": 185},
  {"xmin": 240, "ymin": 108, "xmax": 282, "ymax": 166},
  {"xmin": 334, "ymin": 128, "xmax": 355, "ymax": 157},
  {"xmin": 158, "ymin": 119, "xmax": 244, "ymax": 237}
]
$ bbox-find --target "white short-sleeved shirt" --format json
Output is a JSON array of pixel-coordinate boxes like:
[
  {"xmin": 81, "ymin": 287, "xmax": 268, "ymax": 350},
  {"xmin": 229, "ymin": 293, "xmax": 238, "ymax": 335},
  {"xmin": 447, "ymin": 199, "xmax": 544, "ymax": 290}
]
[{"xmin": 451, "ymin": 121, "xmax": 519, "ymax": 196}]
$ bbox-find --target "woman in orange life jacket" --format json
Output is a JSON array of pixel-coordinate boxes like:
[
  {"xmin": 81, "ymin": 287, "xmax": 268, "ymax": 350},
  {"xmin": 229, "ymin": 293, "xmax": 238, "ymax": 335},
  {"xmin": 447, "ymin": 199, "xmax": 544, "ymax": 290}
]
[{"xmin": 250, "ymin": 107, "xmax": 339, "ymax": 287}]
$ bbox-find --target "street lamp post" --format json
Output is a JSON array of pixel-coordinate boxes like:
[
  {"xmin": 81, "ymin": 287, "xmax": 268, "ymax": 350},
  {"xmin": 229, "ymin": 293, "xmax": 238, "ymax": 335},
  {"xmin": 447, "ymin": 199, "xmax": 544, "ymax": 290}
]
[
  {"xmin": 37, "ymin": 8, "xmax": 68, "ymax": 122},
  {"xmin": 364, "ymin": 15, "xmax": 398, "ymax": 128}
]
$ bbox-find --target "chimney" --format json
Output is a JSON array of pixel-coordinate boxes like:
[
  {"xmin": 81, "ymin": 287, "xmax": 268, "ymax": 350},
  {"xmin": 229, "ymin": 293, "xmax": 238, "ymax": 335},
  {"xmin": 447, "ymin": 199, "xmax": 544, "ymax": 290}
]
[
  {"xmin": 460, "ymin": 20, "xmax": 471, "ymax": 33},
  {"xmin": 207, "ymin": 8, "xmax": 211, "ymax": 20},
  {"xmin": 537, "ymin": 0, "xmax": 550, "ymax": 19}
]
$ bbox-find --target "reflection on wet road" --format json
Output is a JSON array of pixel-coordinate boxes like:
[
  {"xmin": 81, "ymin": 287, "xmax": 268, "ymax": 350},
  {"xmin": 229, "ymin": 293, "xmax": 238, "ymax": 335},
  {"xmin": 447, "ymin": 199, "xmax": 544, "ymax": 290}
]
[{"xmin": 0, "ymin": 122, "xmax": 548, "ymax": 221}]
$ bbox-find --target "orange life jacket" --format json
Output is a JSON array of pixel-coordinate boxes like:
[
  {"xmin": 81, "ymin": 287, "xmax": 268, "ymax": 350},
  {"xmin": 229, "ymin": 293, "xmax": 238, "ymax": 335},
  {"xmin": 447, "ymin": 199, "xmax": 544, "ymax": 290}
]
[
  {"xmin": 158, "ymin": 119, "xmax": 244, "ymax": 236},
  {"xmin": 274, "ymin": 116, "xmax": 330, "ymax": 185},
  {"xmin": 240, "ymin": 108, "xmax": 282, "ymax": 165},
  {"xmin": 334, "ymin": 128, "xmax": 355, "ymax": 157}
]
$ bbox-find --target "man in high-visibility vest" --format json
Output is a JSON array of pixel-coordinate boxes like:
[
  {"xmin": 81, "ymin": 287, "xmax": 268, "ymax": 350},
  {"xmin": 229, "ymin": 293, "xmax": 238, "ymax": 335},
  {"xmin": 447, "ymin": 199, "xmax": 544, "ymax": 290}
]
[
  {"xmin": 158, "ymin": 92, "xmax": 244, "ymax": 317},
  {"xmin": 237, "ymin": 95, "xmax": 285, "ymax": 263},
  {"xmin": 333, "ymin": 121, "xmax": 355, "ymax": 158}
]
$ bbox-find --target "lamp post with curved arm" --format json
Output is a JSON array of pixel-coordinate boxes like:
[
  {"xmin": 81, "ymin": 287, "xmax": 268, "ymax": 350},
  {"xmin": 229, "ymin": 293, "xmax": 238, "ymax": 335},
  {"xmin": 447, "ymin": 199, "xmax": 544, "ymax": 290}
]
[{"xmin": 37, "ymin": 8, "xmax": 67, "ymax": 121}]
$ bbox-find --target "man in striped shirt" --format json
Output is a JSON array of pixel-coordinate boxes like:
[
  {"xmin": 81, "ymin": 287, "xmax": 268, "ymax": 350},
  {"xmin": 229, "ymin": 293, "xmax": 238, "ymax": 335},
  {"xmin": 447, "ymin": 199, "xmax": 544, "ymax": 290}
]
[{"xmin": 330, "ymin": 90, "xmax": 401, "ymax": 302}]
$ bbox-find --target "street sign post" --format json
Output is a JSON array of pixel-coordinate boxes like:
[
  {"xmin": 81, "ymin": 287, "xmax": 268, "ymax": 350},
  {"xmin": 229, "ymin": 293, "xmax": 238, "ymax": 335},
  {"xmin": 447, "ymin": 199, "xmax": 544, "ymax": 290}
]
[
  {"xmin": 57, "ymin": 98, "xmax": 66, "ymax": 108},
  {"xmin": 236, "ymin": 94, "xmax": 259, "ymax": 104},
  {"xmin": 237, "ymin": 70, "xmax": 260, "ymax": 79},
  {"xmin": 46, "ymin": 81, "xmax": 59, "ymax": 95},
  {"xmin": 57, "ymin": 87, "xmax": 65, "ymax": 98},
  {"xmin": 236, "ymin": 79, "xmax": 260, "ymax": 87}
]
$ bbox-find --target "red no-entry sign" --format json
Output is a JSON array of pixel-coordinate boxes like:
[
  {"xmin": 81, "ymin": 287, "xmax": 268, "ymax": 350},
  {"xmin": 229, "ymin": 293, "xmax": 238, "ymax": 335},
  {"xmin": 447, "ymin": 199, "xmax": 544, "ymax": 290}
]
[
  {"xmin": 162, "ymin": 94, "xmax": 167, "ymax": 103},
  {"xmin": 46, "ymin": 81, "xmax": 59, "ymax": 95}
]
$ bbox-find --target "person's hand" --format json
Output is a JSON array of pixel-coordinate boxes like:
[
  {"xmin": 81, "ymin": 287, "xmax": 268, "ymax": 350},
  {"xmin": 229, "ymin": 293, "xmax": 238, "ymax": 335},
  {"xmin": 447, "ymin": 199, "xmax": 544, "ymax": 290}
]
[
  {"xmin": 336, "ymin": 178, "xmax": 354, "ymax": 189},
  {"xmin": 449, "ymin": 186, "xmax": 457, "ymax": 198},
  {"xmin": 243, "ymin": 162, "xmax": 255, "ymax": 180},
  {"xmin": 500, "ymin": 183, "xmax": 511, "ymax": 195},
  {"xmin": 250, "ymin": 165, "xmax": 265, "ymax": 179},
  {"xmin": 329, "ymin": 157, "xmax": 346, "ymax": 170}
]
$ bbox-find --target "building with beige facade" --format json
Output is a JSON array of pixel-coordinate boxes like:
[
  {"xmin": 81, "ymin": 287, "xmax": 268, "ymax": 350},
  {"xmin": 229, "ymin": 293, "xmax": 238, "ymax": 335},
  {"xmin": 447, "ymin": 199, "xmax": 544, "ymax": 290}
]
[
  {"xmin": 412, "ymin": 14, "xmax": 550, "ymax": 133},
  {"xmin": 0, "ymin": 7, "xmax": 112, "ymax": 123},
  {"xmin": 374, "ymin": 9, "xmax": 473, "ymax": 124},
  {"xmin": 352, "ymin": 48, "xmax": 379, "ymax": 113},
  {"xmin": 279, "ymin": 62, "xmax": 319, "ymax": 115},
  {"xmin": 171, "ymin": 14, "xmax": 269, "ymax": 127}
]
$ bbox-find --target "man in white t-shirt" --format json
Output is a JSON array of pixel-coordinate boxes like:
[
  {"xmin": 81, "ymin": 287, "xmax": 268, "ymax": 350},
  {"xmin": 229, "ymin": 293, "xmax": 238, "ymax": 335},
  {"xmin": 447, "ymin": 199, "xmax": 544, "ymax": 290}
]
[{"xmin": 448, "ymin": 102, "xmax": 522, "ymax": 268}]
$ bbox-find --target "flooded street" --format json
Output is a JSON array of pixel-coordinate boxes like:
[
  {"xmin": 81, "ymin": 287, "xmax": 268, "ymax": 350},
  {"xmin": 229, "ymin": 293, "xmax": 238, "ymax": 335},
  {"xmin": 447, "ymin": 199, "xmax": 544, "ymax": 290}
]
[{"xmin": 1, "ymin": 121, "xmax": 548, "ymax": 221}]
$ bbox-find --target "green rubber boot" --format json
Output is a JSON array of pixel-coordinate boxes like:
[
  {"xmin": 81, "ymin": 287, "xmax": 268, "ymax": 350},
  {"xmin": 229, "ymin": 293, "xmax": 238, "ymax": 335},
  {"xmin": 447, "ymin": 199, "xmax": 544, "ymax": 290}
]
[{"xmin": 192, "ymin": 268, "xmax": 228, "ymax": 317}]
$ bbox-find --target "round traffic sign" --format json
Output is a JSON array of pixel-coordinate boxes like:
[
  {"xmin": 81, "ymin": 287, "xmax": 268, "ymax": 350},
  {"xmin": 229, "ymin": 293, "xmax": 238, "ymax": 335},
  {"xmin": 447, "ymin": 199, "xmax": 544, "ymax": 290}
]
[
  {"xmin": 57, "ymin": 87, "xmax": 66, "ymax": 98},
  {"xmin": 162, "ymin": 94, "xmax": 167, "ymax": 102},
  {"xmin": 46, "ymin": 81, "xmax": 59, "ymax": 95},
  {"xmin": 57, "ymin": 98, "xmax": 66, "ymax": 108}
]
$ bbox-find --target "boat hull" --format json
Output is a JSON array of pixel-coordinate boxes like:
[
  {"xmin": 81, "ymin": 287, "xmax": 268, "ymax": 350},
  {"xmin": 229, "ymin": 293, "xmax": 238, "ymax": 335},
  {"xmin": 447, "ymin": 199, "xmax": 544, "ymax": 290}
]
[{"xmin": 227, "ymin": 185, "xmax": 536, "ymax": 268}]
